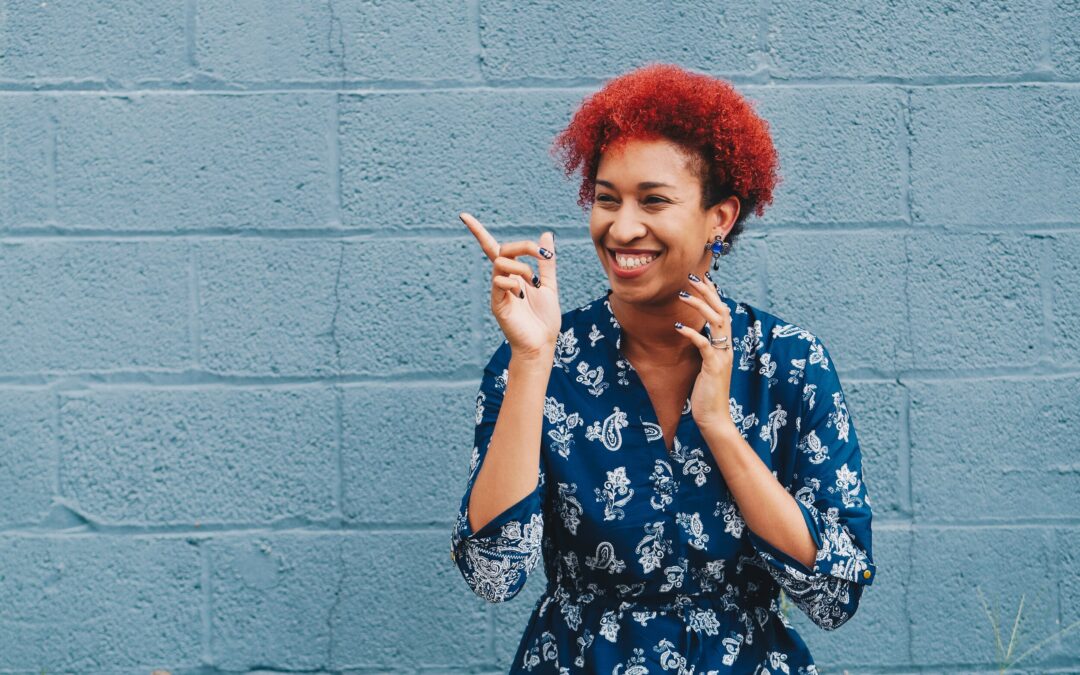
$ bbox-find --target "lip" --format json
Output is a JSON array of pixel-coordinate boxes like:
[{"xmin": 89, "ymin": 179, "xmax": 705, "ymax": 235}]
[{"xmin": 608, "ymin": 248, "xmax": 662, "ymax": 279}]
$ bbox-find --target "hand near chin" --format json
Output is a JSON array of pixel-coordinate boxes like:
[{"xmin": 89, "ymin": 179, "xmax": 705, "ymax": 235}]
[{"xmin": 674, "ymin": 272, "xmax": 737, "ymax": 436}]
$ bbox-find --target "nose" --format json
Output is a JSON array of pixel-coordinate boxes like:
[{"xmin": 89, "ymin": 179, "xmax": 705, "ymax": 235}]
[{"xmin": 607, "ymin": 202, "xmax": 648, "ymax": 244}]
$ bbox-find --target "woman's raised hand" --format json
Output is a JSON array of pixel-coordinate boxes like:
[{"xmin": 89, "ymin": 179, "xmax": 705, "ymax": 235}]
[{"xmin": 461, "ymin": 212, "xmax": 561, "ymax": 360}]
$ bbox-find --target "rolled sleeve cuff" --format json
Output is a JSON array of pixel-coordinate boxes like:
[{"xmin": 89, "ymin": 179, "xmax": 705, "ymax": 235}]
[
  {"xmin": 746, "ymin": 499, "xmax": 876, "ymax": 586},
  {"xmin": 451, "ymin": 482, "xmax": 544, "ymax": 561}
]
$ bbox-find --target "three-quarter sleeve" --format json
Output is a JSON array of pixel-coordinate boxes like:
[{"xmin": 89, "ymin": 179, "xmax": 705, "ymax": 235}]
[
  {"xmin": 450, "ymin": 340, "xmax": 547, "ymax": 603},
  {"xmin": 746, "ymin": 336, "xmax": 877, "ymax": 630}
]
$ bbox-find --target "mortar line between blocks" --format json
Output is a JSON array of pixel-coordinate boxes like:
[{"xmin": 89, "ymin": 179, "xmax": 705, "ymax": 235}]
[
  {"xmin": 185, "ymin": 0, "xmax": 198, "ymax": 69},
  {"xmin": 466, "ymin": 0, "xmax": 484, "ymax": 82},
  {"xmin": 188, "ymin": 243, "xmax": 201, "ymax": 368},
  {"xmin": 47, "ymin": 95, "xmax": 58, "ymax": 223},
  {"xmin": 330, "ymin": 93, "xmax": 342, "ymax": 226},
  {"xmin": 201, "ymin": 540, "xmax": 212, "ymax": 664}
]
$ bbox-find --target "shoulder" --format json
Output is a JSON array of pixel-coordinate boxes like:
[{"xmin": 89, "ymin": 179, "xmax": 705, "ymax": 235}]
[
  {"xmin": 733, "ymin": 300, "xmax": 841, "ymax": 408},
  {"xmin": 736, "ymin": 299, "xmax": 825, "ymax": 360},
  {"xmin": 560, "ymin": 295, "xmax": 608, "ymax": 335}
]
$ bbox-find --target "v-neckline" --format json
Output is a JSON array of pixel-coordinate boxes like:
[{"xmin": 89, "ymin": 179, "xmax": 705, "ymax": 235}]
[
  {"xmin": 623, "ymin": 357, "xmax": 696, "ymax": 456},
  {"xmin": 596, "ymin": 286, "xmax": 734, "ymax": 456}
]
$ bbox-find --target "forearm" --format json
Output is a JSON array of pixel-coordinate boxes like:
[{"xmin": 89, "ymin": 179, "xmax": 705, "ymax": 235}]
[
  {"xmin": 700, "ymin": 422, "xmax": 818, "ymax": 570},
  {"xmin": 467, "ymin": 349, "xmax": 554, "ymax": 533}
]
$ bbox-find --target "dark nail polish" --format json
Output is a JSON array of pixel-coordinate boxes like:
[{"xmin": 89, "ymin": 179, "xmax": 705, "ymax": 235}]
[
  {"xmin": 519, "ymin": 289, "xmax": 525, "ymax": 299},
  {"xmin": 704, "ymin": 270, "xmax": 712, "ymax": 280},
  {"xmin": 538, "ymin": 247, "xmax": 553, "ymax": 259},
  {"xmin": 688, "ymin": 273, "xmax": 701, "ymax": 283},
  {"xmin": 674, "ymin": 321, "xmax": 683, "ymax": 329},
  {"xmin": 678, "ymin": 290, "xmax": 690, "ymax": 298},
  {"xmin": 532, "ymin": 273, "xmax": 541, "ymax": 288}
]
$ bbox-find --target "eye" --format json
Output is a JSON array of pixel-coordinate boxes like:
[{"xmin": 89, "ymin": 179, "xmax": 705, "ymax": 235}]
[
  {"xmin": 644, "ymin": 195, "xmax": 669, "ymax": 204},
  {"xmin": 596, "ymin": 194, "xmax": 615, "ymax": 203}
]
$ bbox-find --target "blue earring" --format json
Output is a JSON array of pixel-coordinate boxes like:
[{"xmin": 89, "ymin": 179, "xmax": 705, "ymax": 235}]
[{"xmin": 705, "ymin": 236, "xmax": 730, "ymax": 271}]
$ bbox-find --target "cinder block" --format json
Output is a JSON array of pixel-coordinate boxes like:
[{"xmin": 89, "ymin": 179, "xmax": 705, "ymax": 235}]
[
  {"xmin": 0, "ymin": 534, "xmax": 201, "ymax": 670},
  {"xmin": 909, "ymin": 527, "xmax": 1056, "ymax": 668},
  {"xmin": 905, "ymin": 233, "xmax": 1044, "ymax": 370},
  {"xmin": 196, "ymin": 240, "xmax": 341, "ymax": 376},
  {"xmin": 197, "ymin": 0, "xmax": 474, "ymax": 82},
  {"xmin": 748, "ymin": 86, "xmax": 907, "ymax": 226},
  {"xmin": 0, "ymin": 241, "xmax": 190, "ymax": 374},
  {"xmin": 335, "ymin": 238, "xmax": 484, "ymax": 374},
  {"xmin": 1050, "ymin": 233, "xmax": 1080, "ymax": 366},
  {"xmin": 339, "ymin": 90, "xmax": 584, "ymax": 228},
  {"xmin": 0, "ymin": 390, "xmax": 56, "ymax": 526},
  {"xmin": 1056, "ymin": 528, "xmax": 1080, "ymax": 657},
  {"xmin": 910, "ymin": 86, "xmax": 1080, "ymax": 226},
  {"xmin": 769, "ymin": 1, "xmax": 1045, "ymax": 78},
  {"xmin": 207, "ymin": 534, "xmax": 340, "ymax": 671},
  {"xmin": 59, "ymin": 388, "xmax": 337, "ymax": 524},
  {"xmin": 910, "ymin": 376, "xmax": 1080, "ymax": 520},
  {"xmin": 0, "ymin": 95, "xmax": 52, "ymax": 228},
  {"xmin": 342, "ymin": 381, "xmax": 475, "ymax": 524},
  {"xmin": 478, "ymin": 1, "xmax": 758, "ymax": 79},
  {"xmin": 767, "ymin": 232, "xmax": 908, "ymax": 371},
  {"xmin": 1052, "ymin": 0, "xmax": 1080, "ymax": 77},
  {"xmin": 331, "ymin": 531, "xmax": 489, "ymax": 668},
  {"xmin": 0, "ymin": 0, "xmax": 187, "ymax": 82},
  {"xmin": 50, "ymin": 93, "xmax": 334, "ymax": 231}
]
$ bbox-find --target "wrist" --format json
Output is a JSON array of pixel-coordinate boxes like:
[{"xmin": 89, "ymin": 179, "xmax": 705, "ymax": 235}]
[
  {"xmin": 699, "ymin": 418, "xmax": 740, "ymax": 444},
  {"xmin": 509, "ymin": 346, "xmax": 555, "ymax": 371}
]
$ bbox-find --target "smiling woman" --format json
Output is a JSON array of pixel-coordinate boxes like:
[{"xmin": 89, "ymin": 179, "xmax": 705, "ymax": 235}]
[
  {"xmin": 452, "ymin": 62, "xmax": 876, "ymax": 674},
  {"xmin": 550, "ymin": 62, "xmax": 781, "ymax": 256},
  {"xmin": 590, "ymin": 137, "xmax": 739, "ymax": 292}
]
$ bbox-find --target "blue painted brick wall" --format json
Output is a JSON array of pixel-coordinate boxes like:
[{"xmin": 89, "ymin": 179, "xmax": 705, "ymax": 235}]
[{"xmin": 1, "ymin": 1, "xmax": 1078, "ymax": 672}]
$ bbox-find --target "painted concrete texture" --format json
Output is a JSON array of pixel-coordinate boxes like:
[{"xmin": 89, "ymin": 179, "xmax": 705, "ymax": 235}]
[{"xmin": 1, "ymin": 0, "xmax": 1078, "ymax": 672}]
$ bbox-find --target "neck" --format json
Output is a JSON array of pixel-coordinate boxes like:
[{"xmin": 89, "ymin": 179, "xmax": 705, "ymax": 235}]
[{"xmin": 609, "ymin": 289, "xmax": 704, "ymax": 367}]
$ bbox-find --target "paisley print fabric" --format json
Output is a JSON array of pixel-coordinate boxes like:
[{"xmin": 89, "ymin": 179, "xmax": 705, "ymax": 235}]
[{"xmin": 451, "ymin": 287, "xmax": 877, "ymax": 673}]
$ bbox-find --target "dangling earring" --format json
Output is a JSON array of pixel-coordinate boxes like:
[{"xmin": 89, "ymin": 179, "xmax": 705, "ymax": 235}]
[{"xmin": 705, "ymin": 235, "xmax": 730, "ymax": 271}]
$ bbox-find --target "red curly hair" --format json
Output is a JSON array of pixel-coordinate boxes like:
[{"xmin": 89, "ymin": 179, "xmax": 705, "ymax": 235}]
[{"xmin": 550, "ymin": 62, "xmax": 781, "ymax": 251}]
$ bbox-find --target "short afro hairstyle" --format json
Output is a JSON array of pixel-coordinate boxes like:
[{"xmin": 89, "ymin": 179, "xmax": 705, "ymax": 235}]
[{"xmin": 550, "ymin": 62, "xmax": 781, "ymax": 252}]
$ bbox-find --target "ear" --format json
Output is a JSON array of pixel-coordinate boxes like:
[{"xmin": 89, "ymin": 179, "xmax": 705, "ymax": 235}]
[{"xmin": 709, "ymin": 195, "xmax": 741, "ymax": 239}]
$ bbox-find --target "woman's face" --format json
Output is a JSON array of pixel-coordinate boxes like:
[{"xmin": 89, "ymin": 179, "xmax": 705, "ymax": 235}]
[{"xmin": 589, "ymin": 136, "xmax": 739, "ymax": 304}]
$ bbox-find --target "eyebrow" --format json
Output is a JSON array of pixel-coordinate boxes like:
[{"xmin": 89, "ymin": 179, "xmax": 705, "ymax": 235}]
[{"xmin": 595, "ymin": 180, "xmax": 676, "ymax": 190}]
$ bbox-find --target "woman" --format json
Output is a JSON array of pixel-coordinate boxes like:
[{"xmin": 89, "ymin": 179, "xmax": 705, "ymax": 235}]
[{"xmin": 450, "ymin": 63, "xmax": 876, "ymax": 673}]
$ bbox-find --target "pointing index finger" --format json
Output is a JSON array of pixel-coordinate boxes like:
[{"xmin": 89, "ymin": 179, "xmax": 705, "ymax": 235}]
[{"xmin": 460, "ymin": 212, "xmax": 501, "ymax": 261}]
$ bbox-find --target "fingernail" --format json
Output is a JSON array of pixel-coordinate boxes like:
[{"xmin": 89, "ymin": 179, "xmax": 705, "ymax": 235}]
[
  {"xmin": 532, "ymin": 273, "xmax": 541, "ymax": 288},
  {"xmin": 538, "ymin": 247, "xmax": 553, "ymax": 259},
  {"xmin": 674, "ymin": 321, "xmax": 683, "ymax": 329},
  {"xmin": 688, "ymin": 273, "xmax": 701, "ymax": 283},
  {"xmin": 678, "ymin": 290, "xmax": 690, "ymax": 298},
  {"xmin": 704, "ymin": 270, "xmax": 712, "ymax": 280},
  {"xmin": 519, "ymin": 289, "xmax": 525, "ymax": 299}
]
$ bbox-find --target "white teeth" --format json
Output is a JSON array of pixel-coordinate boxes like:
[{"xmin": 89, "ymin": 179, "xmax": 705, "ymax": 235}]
[{"xmin": 614, "ymin": 253, "xmax": 658, "ymax": 269}]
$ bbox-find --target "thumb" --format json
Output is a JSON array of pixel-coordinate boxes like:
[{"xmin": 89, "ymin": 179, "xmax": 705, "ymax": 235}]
[{"xmin": 537, "ymin": 230, "xmax": 557, "ymax": 290}]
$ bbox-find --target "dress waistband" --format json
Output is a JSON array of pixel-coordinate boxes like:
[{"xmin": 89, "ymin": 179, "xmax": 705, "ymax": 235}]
[
  {"xmin": 542, "ymin": 582, "xmax": 774, "ymax": 614},
  {"xmin": 537, "ymin": 583, "xmax": 774, "ymax": 664}
]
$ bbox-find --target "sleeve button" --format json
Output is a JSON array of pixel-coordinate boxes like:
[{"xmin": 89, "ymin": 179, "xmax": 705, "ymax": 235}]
[{"xmin": 862, "ymin": 569, "xmax": 871, "ymax": 579}]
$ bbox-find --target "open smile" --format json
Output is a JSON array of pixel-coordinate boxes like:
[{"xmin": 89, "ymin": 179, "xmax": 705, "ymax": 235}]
[{"xmin": 608, "ymin": 248, "xmax": 662, "ymax": 278}]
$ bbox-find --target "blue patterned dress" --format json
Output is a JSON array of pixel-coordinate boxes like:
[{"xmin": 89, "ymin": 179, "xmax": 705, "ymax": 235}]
[{"xmin": 451, "ymin": 286, "xmax": 877, "ymax": 673}]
